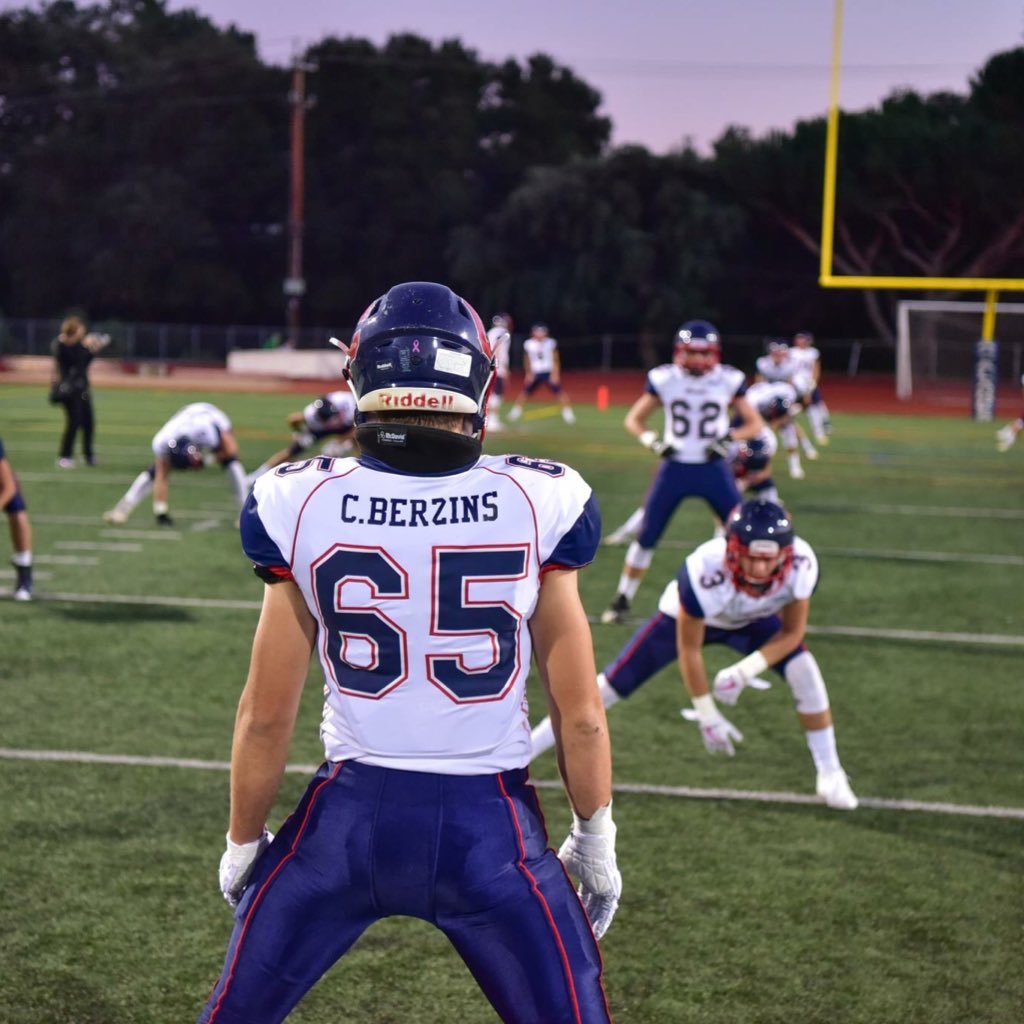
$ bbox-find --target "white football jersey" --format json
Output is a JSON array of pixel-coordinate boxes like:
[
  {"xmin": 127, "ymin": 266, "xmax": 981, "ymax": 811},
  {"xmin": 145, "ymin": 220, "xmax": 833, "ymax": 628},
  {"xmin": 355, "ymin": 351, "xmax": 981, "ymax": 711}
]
[
  {"xmin": 243, "ymin": 452, "xmax": 600, "ymax": 773},
  {"xmin": 788, "ymin": 345, "xmax": 820, "ymax": 377},
  {"xmin": 523, "ymin": 336, "xmax": 558, "ymax": 374},
  {"xmin": 646, "ymin": 362, "xmax": 748, "ymax": 464},
  {"xmin": 657, "ymin": 535, "xmax": 818, "ymax": 628},
  {"xmin": 755, "ymin": 354, "xmax": 800, "ymax": 384},
  {"xmin": 746, "ymin": 379, "xmax": 799, "ymax": 413},
  {"xmin": 302, "ymin": 390, "xmax": 357, "ymax": 433},
  {"xmin": 152, "ymin": 402, "xmax": 231, "ymax": 456},
  {"xmin": 487, "ymin": 325, "xmax": 511, "ymax": 377}
]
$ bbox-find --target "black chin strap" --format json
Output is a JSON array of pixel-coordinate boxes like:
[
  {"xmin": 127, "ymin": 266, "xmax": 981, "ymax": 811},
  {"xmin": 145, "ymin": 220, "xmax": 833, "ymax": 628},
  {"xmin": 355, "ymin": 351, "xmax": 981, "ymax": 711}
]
[{"xmin": 357, "ymin": 423, "xmax": 481, "ymax": 473}]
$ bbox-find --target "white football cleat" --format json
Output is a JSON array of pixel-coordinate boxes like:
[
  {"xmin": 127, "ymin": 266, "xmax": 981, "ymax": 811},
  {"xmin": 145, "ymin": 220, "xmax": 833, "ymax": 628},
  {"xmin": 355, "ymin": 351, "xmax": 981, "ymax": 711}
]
[
  {"xmin": 506, "ymin": 405, "xmax": 522, "ymax": 422},
  {"xmin": 816, "ymin": 769, "xmax": 858, "ymax": 810},
  {"xmin": 788, "ymin": 462, "xmax": 805, "ymax": 480},
  {"xmin": 562, "ymin": 407, "xmax": 576, "ymax": 424},
  {"xmin": 603, "ymin": 526, "xmax": 638, "ymax": 547},
  {"xmin": 485, "ymin": 415, "xmax": 504, "ymax": 433},
  {"xmin": 103, "ymin": 504, "xmax": 129, "ymax": 525},
  {"xmin": 804, "ymin": 446, "xmax": 819, "ymax": 460},
  {"xmin": 13, "ymin": 586, "xmax": 32, "ymax": 602}
]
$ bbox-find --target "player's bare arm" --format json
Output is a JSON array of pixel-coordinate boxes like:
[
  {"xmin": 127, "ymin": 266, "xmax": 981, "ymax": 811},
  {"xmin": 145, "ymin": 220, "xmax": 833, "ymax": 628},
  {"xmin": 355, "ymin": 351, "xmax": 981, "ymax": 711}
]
[
  {"xmin": 216, "ymin": 428, "xmax": 240, "ymax": 463},
  {"xmin": 755, "ymin": 597, "xmax": 810, "ymax": 666},
  {"xmin": 530, "ymin": 568, "xmax": 612, "ymax": 818},
  {"xmin": 729, "ymin": 394, "xmax": 765, "ymax": 441},
  {"xmin": 228, "ymin": 580, "xmax": 317, "ymax": 844},
  {"xmin": 623, "ymin": 392, "xmax": 661, "ymax": 440},
  {"xmin": 676, "ymin": 609, "xmax": 710, "ymax": 697}
]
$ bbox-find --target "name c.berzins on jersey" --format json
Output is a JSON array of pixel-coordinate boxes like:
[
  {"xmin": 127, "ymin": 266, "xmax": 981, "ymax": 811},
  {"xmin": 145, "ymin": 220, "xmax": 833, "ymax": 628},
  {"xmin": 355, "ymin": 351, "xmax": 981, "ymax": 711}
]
[{"xmin": 341, "ymin": 491, "xmax": 500, "ymax": 526}]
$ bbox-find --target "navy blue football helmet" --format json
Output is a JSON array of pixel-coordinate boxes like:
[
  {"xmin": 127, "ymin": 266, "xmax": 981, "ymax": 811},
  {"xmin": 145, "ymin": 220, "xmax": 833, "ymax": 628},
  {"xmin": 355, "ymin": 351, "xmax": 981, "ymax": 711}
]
[
  {"xmin": 312, "ymin": 397, "xmax": 338, "ymax": 423},
  {"xmin": 166, "ymin": 435, "xmax": 203, "ymax": 470},
  {"xmin": 345, "ymin": 282, "xmax": 494, "ymax": 430},
  {"xmin": 725, "ymin": 499, "xmax": 794, "ymax": 595},
  {"xmin": 759, "ymin": 395, "xmax": 792, "ymax": 423},
  {"xmin": 733, "ymin": 437, "xmax": 771, "ymax": 477},
  {"xmin": 674, "ymin": 319, "xmax": 721, "ymax": 375}
]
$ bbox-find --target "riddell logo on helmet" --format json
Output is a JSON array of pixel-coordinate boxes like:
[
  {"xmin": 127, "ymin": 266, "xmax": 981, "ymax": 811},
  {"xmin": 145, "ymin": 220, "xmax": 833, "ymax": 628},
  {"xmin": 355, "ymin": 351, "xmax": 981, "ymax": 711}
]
[{"xmin": 379, "ymin": 392, "xmax": 455, "ymax": 409}]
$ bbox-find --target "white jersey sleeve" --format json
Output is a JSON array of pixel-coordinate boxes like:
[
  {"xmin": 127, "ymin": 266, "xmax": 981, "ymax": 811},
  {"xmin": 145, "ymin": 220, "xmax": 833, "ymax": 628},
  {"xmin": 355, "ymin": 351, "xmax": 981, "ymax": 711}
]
[
  {"xmin": 240, "ymin": 452, "xmax": 600, "ymax": 774},
  {"xmin": 487, "ymin": 326, "xmax": 511, "ymax": 375}
]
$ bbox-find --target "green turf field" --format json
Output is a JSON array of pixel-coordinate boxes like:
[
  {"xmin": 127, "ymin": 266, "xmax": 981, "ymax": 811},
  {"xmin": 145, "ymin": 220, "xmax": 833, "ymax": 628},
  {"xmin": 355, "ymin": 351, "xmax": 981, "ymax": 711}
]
[{"xmin": 1, "ymin": 383, "xmax": 1022, "ymax": 1023}]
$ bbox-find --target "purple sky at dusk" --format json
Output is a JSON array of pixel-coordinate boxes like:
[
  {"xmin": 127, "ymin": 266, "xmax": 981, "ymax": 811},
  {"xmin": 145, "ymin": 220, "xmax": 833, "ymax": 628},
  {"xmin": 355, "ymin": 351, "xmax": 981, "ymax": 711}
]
[
  {"xmin": 4, "ymin": 1, "xmax": 1022, "ymax": 152},
  {"xmin": 155, "ymin": 0, "xmax": 1024, "ymax": 153}
]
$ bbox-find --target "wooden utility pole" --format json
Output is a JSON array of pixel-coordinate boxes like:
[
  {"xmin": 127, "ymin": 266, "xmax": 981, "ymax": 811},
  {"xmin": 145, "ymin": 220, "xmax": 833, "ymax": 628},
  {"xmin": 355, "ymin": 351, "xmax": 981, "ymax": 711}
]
[{"xmin": 284, "ymin": 58, "xmax": 316, "ymax": 346}]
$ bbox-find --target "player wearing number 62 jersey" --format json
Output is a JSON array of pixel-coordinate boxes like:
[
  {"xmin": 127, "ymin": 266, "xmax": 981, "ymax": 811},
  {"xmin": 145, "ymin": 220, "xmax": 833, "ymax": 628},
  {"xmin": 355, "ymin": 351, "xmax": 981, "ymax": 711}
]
[
  {"xmin": 601, "ymin": 319, "xmax": 763, "ymax": 624},
  {"xmin": 198, "ymin": 282, "xmax": 619, "ymax": 1024}
]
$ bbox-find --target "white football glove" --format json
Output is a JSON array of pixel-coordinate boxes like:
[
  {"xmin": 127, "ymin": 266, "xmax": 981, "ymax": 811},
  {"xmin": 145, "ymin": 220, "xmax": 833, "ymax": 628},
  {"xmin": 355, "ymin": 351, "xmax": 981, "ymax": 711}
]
[
  {"xmin": 712, "ymin": 667, "xmax": 772, "ymax": 706},
  {"xmin": 557, "ymin": 803, "xmax": 622, "ymax": 940},
  {"xmin": 638, "ymin": 430, "xmax": 676, "ymax": 459},
  {"xmin": 681, "ymin": 700, "xmax": 744, "ymax": 756},
  {"xmin": 710, "ymin": 651, "xmax": 770, "ymax": 706},
  {"xmin": 219, "ymin": 829, "xmax": 274, "ymax": 907}
]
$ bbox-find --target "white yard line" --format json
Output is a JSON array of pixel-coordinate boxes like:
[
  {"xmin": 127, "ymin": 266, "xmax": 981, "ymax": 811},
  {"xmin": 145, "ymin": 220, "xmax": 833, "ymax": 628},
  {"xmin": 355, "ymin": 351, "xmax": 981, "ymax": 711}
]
[
  {"xmin": 53, "ymin": 541, "xmax": 143, "ymax": 553},
  {"xmin": 2, "ymin": 587, "xmax": 1021, "ymax": 646},
  {"xmin": 101, "ymin": 529, "xmax": 182, "ymax": 541},
  {"xmin": 33, "ymin": 554, "xmax": 99, "ymax": 565},
  {"xmin": 799, "ymin": 501, "xmax": 1024, "ymax": 520},
  {"xmin": 0, "ymin": 747, "xmax": 1019, "ymax": 821}
]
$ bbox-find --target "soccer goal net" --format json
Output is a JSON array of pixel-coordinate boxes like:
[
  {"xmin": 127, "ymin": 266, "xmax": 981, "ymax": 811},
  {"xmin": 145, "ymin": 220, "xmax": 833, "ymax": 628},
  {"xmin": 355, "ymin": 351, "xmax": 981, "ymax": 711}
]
[{"xmin": 896, "ymin": 299, "xmax": 1024, "ymax": 404}]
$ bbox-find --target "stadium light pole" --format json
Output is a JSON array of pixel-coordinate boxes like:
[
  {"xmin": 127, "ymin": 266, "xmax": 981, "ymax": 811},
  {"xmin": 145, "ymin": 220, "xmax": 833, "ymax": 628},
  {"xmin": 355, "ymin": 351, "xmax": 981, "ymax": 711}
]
[{"xmin": 285, "ymin": 56, "xmax": 316, "ymax": 347}]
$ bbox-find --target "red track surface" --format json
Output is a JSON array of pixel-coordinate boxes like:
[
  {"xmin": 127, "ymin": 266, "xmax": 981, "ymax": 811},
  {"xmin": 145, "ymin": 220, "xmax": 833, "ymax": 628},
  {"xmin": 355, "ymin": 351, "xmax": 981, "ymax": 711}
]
[{"xmin": 2, "ymin": 358, "xmax": 1017, "ymax": 417}]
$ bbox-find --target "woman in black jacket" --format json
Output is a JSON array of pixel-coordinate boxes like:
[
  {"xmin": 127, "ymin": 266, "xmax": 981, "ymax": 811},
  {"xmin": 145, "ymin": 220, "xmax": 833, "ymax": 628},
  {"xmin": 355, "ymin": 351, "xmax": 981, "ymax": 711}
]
[{"xmin": 51, "ymin": 316, "xmax": 110, "ymax": 467}]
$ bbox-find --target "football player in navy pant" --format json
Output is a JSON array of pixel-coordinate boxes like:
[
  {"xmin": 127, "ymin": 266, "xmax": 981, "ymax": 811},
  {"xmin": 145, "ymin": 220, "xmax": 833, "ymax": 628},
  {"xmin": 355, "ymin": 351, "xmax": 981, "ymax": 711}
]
[
  {"xmin": 198, "ymin": 283, "xmax": 621, "ymax": 1024},
  {"xmin": 536, "ymin": 500, "xmax": 857, "ymax": 811},
  {"xmin": 0, "ymin": 436, "xmax": 34, "ymax": 600},
  {"xmin": 601, "ymin": 320, "xmax": 763, "ymax": 623}
]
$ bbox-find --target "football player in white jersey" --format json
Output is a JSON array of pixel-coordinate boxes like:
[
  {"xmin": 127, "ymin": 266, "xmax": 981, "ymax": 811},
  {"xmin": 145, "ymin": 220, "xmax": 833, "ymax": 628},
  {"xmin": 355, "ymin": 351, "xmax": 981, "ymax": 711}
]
[
  {"xmin": 790, "ymin": 331, "xmax": 831, "ymax": 444},
  {"xmin": 537, "ymin": 500, "xmax": 857, "ymax": 810},
  {"xmin": 198, "ymin": 282, "xmax": 620, "ymax": 1024},
  {"xmin": 755, "ymin": 339, "xmax": 798, "ymax": 384},
  {"xmin": 746, "ymin": 378, "xmax": 818, "ymax": 479},
  {"xmin": 601, "ymin": 319, "xmax": 763, "ymax": 624},
  {"xmin": 484, "ymin": 313, "xmax": 513, "ymax": 431},
  {"xmin": 506, "ymin": 322, "xmax": 576, "ymax": 424},
  {"xmin": 0, "ymin": 436, "xmax": 34, "ymax": 600},
  {"xmin": 245, "ymin": 390, "xmax": 358, "ymax": 485},
  {"xmin": 103, "ymin": 402, "xmax": 248, "ymax": 527}
]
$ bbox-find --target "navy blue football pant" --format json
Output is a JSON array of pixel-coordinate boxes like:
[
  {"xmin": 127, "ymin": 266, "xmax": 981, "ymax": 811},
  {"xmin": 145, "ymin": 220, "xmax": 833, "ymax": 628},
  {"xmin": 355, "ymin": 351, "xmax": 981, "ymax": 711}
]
[
  {"xmin": 636, "ymin": 459, "xmax": 741, "ymax": 549},
  {"xmin": 198, "ymin": 761, "xmax": 611, "ymax": 1024},
  {"xmin": 603, "ymin": 610, "xmax": 806, "ymax": 698}
]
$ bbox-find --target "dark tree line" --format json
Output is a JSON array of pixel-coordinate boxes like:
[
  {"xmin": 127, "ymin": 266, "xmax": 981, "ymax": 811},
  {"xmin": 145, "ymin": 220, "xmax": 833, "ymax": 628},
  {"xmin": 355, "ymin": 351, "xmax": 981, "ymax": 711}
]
[{"xmin": 2, "ymin": 0, "xmax": 1023, "ymax": 343}]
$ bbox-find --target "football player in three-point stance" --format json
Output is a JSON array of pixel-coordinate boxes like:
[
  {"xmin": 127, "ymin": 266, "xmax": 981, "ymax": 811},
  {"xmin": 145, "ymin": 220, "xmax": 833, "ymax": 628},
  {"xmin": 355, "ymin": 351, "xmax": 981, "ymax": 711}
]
[
  {"xmin": 535, "ymin": 499, "xmax": 858, "ymax": 811},
  {"xmin": 103, "ymin": 402, "xmax": 248, "ymax": 527},
  {"xmin": 245, "ymin": 390, "xmax": 358, "ymax": 486},
  {"xmin": 601, "ymin": 319, "xmax": 763, "ymax": 624},
  {"xmin": 198, "ymin": 282, "xmax": 620, "ymax": 1024}
]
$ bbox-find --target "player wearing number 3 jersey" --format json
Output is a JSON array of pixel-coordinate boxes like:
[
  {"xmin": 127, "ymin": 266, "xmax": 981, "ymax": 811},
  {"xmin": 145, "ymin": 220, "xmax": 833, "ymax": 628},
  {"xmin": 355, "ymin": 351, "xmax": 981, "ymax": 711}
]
[
  {"xmin": 602, "ymin": 320, "xmax": 763, "ymax": 624},
  {"xmin": 198, "ymin": 283, "xmax": 619, "ymax": 1024}
]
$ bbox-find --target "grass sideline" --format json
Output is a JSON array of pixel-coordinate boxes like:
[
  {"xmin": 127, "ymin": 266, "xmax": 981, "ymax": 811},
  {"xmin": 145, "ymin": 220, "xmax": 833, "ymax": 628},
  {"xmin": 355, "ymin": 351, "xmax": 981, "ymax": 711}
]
[{"xmin": 1, "ymin": 384, "xmax": 1022, "ymax": 1023}]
